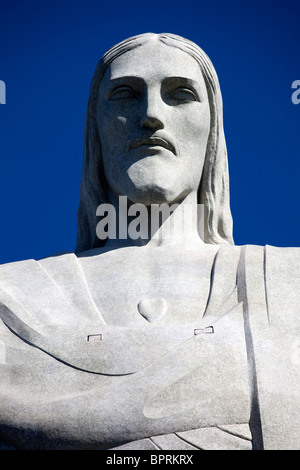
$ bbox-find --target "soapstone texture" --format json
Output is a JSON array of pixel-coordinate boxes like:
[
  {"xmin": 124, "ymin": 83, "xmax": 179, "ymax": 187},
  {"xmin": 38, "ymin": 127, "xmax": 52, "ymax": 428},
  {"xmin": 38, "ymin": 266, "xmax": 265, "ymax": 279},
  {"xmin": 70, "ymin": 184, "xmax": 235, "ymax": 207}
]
[{"xmin": 0, "ymin": 33, "xmax": 299, "ymax": 450}]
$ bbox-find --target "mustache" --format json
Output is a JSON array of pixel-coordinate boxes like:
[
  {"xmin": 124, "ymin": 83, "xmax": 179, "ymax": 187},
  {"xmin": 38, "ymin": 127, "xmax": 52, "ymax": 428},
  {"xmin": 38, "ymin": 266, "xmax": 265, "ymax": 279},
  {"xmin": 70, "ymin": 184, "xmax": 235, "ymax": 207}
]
[{"xmin": 129, "ymin": 134, "xmax": 177, "ymax": 155}]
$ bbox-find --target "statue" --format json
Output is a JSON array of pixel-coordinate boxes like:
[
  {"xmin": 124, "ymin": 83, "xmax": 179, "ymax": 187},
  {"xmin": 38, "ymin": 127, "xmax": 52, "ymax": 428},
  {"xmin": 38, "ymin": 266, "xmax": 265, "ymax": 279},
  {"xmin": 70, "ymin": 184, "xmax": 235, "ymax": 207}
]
[{"xmin": 0, "ymin": 33, "xmax": 299, "ymax": 451}]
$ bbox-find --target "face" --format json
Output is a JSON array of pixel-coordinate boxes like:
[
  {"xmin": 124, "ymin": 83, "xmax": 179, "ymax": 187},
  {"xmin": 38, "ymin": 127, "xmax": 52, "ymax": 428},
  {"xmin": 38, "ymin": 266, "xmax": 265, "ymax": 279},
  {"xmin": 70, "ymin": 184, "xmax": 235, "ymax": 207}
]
[{"xmin": 97, "ymin": 38, "xmax": 211, "ymax": 205}]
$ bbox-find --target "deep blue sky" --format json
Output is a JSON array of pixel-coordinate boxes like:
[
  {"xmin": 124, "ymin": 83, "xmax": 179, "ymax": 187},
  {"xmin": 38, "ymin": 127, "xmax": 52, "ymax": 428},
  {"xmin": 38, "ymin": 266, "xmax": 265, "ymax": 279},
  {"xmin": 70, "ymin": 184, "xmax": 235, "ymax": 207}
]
[{"xmin": 0, "ymin": 0, "xmax": 299, "ymax": 264}]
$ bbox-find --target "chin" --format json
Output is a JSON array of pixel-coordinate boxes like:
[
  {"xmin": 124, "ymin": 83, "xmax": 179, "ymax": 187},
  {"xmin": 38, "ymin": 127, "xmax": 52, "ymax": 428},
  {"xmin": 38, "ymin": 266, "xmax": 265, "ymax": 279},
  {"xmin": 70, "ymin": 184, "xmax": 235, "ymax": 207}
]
[
  {"xmin": 125, "ymin": 158, "xmax": 183, "ymax": 205},
  {"xmin": 127, "ymin": 185, "xmax": 179, "ymax": 206},
  {"xmin": 127, "ymin": 183, "xmax": 191, "ymax": 206}
]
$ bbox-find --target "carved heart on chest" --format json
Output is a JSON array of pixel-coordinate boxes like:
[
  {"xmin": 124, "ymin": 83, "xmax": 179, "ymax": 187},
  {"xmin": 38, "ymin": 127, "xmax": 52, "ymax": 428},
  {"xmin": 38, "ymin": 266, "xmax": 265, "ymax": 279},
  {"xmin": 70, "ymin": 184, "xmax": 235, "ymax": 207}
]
[{"xmin": 137, "ymin": 298, "xmax": 168, "ymax": 323}]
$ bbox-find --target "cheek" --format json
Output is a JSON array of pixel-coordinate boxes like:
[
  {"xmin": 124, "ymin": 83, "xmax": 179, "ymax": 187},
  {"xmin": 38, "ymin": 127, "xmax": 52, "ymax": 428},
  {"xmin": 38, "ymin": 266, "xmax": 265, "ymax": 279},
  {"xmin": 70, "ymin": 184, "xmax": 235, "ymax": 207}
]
[
  {"xmin": 189, "ymin": 104, "xmax": 210, "ymax": 137},
  {"xmin": 175, "ymin": 104, "xmax": 210, "ymax": 155},
  {"xmin": 177, "ymin": 105, "xmax": 210, "ymax": 187},
  {"xmin": 97, "ymin": 112, "xmax": 133, "ymax": 191},
  {"xmin": 98, "ymin": 110, "xmax": 128, "ymax": 151}
]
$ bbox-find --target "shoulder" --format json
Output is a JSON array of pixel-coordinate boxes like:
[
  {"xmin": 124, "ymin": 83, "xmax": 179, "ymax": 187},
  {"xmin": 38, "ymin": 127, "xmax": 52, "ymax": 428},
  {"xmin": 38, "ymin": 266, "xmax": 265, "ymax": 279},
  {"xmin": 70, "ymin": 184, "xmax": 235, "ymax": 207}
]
[
  {"xmin": 0, "ymin": 250, "xmax": 102, "ymax": 334},
  {"xmin": 0, "ymin": 251, "xmax": 75, "ymax": 275},
  {"xmin": 264, "ymin": 244, "xmax": 300, "ymax": 326}
]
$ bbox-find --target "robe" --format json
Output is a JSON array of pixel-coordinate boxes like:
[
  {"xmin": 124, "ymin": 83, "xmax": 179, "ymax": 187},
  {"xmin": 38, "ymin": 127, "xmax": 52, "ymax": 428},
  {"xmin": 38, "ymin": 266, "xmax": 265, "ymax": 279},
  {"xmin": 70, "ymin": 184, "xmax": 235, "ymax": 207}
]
[{"xmin": 0, "ymin": 244, "xmax": 299, "ymax": 450}]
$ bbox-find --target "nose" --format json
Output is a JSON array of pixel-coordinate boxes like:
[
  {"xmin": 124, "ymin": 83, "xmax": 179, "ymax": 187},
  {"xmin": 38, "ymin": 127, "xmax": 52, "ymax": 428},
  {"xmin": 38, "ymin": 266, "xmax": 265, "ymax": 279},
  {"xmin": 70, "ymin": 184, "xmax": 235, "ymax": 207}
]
[{"xmin": 140, "ymin": 88, "xmax": 164, "ymax": 130}]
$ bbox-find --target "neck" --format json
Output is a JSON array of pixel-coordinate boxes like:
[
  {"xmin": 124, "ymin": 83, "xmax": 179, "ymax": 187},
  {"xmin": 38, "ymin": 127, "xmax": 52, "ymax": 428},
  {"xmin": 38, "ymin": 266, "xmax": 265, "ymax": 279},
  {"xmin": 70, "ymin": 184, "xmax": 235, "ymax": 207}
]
[{"xmin": 99, "ymin": 190, "xmax": 205, "ymax": 250}]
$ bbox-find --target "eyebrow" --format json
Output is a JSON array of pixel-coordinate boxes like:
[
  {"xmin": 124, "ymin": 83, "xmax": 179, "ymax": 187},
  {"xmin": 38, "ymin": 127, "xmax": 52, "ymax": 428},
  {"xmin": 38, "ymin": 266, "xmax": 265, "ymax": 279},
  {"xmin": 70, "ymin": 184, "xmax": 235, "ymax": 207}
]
[
  {"xmin": 105, "ymin": 76, "xmax": 143, "ymax": 87},
  {"xmin": 162, "ymin": 76, "xmax": 203, "ymax": 89},
  {"xmin": 162, "ymin": 76, "xmax": 200, "ymax": 85}
]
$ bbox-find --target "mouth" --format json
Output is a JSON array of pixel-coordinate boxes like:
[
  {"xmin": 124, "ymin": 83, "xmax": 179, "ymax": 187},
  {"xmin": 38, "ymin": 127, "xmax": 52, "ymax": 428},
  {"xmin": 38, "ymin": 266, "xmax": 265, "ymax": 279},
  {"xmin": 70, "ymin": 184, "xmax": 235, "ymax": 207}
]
[{"xmin": 129, "ymin": 136, "xmax": 176, "ymax": 155}]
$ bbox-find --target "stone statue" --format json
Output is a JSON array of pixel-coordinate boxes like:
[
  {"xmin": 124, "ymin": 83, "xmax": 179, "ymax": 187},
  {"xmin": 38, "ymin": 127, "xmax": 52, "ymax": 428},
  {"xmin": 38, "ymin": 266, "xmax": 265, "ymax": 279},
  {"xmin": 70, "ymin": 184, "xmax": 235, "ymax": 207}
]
[{"xmin": 0, "ymin": 33, "xmax": 299, "ymax": 451}]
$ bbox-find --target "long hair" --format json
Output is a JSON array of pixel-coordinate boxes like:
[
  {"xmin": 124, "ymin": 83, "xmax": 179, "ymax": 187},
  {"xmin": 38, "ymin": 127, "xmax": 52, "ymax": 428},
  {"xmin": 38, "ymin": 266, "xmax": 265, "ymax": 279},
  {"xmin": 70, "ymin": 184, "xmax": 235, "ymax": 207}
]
[{"xmin": 75, "ymin": 32, "xmax": 234, "ymax": 253}]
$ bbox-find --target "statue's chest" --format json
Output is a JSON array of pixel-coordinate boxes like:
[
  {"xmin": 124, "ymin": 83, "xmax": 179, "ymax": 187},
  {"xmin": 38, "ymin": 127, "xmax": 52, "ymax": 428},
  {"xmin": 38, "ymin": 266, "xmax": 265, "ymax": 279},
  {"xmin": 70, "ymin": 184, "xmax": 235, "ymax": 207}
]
[{"xmin": 81, "ymin": 250, "xmax": 214, "ymax": 325}]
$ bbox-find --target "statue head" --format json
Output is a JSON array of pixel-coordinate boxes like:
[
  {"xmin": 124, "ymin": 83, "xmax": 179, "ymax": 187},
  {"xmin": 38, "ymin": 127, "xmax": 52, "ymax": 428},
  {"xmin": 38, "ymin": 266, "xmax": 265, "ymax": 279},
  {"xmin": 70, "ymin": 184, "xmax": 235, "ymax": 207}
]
[{"xmin": 75, "ymin": 33, "xmax": 234, "ymax": 252}]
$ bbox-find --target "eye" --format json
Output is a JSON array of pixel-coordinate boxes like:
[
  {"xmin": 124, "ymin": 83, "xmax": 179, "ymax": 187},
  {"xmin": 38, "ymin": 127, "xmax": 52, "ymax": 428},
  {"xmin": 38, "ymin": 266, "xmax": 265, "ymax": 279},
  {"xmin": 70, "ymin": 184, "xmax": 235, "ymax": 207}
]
[
  {"xmin": 109, "ymin": 86, "xmax": 137, "ymax": 100},
  {"xmin": 169, "ymin": 87, "xmax": 199, "ymax": 102}
]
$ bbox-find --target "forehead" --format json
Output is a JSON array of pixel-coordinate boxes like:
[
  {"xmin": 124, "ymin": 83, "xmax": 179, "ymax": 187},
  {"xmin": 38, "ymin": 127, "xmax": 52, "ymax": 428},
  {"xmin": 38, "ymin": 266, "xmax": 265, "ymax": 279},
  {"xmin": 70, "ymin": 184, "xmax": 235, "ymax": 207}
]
[{"xmin": 102, "ymin": 39, "xmax": 205, "ymax": 86}]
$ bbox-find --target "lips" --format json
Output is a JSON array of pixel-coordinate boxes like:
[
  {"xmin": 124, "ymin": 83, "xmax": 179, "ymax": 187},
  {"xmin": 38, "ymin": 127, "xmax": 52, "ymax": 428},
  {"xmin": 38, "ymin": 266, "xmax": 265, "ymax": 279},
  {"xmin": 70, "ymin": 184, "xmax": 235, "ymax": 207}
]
[{"xmin": 129, "ymin": 136, "xmax": 176, "ymax": 155}]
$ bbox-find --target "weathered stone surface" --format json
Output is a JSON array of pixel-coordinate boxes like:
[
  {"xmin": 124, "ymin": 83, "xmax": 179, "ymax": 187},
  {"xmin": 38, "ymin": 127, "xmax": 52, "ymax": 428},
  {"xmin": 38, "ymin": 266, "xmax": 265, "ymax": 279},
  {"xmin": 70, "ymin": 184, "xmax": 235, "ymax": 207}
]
[{"xmin": 0, "ymin": 33, "xmax": 299, "ymax": 450}]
